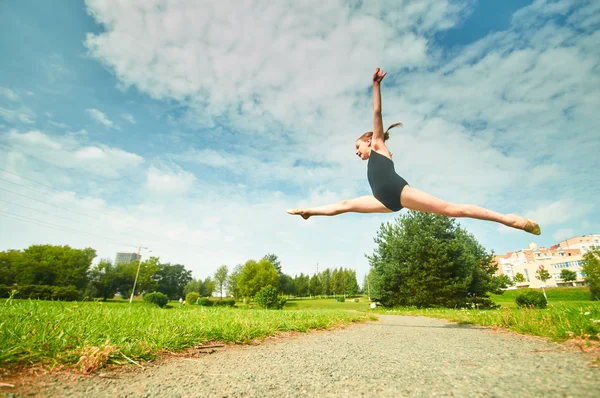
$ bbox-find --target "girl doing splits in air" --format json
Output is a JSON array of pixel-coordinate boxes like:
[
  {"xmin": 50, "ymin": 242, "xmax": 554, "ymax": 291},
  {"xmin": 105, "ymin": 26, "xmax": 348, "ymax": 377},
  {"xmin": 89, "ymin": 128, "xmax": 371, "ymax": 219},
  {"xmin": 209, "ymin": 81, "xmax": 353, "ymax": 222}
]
[{"xmin": 287, "ymin": 68, "xmax": 541, "ymax": 236}]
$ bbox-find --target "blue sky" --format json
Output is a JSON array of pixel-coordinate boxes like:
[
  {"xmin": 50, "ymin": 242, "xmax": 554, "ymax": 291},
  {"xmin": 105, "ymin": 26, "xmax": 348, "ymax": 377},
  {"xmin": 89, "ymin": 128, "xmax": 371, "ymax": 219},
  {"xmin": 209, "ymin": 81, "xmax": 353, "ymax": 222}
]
[{"xmin": 1, "ymin": 0, "xmax": 598, "ymax": 281}]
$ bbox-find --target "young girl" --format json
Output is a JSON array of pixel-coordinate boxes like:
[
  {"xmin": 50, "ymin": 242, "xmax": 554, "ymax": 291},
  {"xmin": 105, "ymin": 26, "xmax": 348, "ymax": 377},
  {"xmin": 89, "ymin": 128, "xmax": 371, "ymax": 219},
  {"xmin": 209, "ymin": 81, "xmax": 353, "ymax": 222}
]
[{"xmin": 287, "ymin": 68, "xmax": 541, "ymax": 236}]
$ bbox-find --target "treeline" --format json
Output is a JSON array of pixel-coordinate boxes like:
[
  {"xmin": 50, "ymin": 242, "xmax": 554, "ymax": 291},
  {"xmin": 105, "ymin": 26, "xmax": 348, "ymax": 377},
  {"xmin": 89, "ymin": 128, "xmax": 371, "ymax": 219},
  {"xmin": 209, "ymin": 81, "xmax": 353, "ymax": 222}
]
[
  {"xmin": 0, "ymin": 245, "xmax": 194, "ymax": 301},
  {"xmin": 0, "ymin": 246, "xmax": 361, "ymax": 301},
  {"xmin": 221, "ymin": 253, "xmax": 361, "ymax": 300}
]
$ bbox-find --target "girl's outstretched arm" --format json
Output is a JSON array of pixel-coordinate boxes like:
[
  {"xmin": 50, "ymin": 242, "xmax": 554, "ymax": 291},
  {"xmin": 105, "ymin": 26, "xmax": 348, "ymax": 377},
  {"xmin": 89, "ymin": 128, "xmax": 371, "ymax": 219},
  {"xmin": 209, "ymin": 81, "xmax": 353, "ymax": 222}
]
[{"xmin": 372, "ymin": 67, "xmax": 386, "ymax": 149}]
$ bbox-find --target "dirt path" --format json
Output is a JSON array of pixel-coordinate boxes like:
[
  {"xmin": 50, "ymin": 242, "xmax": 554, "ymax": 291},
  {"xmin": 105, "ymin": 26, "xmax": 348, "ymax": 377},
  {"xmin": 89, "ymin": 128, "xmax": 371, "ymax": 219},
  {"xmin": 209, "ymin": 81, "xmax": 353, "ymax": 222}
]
[{"xmin": 3, "ymin": 315, "xmax": 599, "ymax": 397}]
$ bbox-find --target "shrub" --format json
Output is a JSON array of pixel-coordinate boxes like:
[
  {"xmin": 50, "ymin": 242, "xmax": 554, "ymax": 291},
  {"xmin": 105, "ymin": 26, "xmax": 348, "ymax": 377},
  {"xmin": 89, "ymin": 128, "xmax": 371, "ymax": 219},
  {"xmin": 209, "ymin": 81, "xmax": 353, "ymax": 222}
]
[
  {"xmin": 0, "ymin": 284, "xmax": 80, "ymax": 300},
  {"xmin": 515, "ymin": 290, "xmax": 547, "ymax": 309},
  {"xmin": 254, "ymin": 285, "xmax": 286, "ymax": 309},
  {"xmin": 213, "ymin": 298, "xmax": 236, "ymax": 307},
  {"xmin": 143, "ymin": 292, "xmax": 169, "ymax": 308},
  {"xmin": 186, "ymin": 292, "xmax": 199, "ymax": 305},
  {"xmin": 198, "ymin": 297, "xmax": 213, "ymax": 307}
]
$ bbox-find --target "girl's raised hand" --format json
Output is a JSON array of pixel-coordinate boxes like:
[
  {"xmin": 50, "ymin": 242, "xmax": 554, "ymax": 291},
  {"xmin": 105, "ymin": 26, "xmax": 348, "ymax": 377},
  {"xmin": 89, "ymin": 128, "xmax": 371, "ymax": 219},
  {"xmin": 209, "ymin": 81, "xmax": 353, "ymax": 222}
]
[{"xmin": 373, "ymin": 67, "xmax": 387, "ymax": 83}]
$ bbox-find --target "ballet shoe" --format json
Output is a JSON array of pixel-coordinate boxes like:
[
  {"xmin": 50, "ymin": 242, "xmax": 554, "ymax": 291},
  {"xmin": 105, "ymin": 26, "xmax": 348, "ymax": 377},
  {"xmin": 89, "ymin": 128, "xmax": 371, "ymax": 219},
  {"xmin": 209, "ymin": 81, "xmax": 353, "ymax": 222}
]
[{"xmin": 523, "ymin": 219, "xmax": 541, "ymax": 235}]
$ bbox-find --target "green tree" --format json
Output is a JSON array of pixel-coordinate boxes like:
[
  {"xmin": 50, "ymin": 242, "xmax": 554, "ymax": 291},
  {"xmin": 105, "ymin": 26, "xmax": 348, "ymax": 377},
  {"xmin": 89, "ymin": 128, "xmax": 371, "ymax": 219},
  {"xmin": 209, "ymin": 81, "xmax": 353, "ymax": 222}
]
[
  {"xmin": 0, "ymin": 249, "xmax": 20, "ymax": 285},
  {"xmin": 115, "ymin": 256, "xmax": 160, "ymax": 298},
  {"xmin": 214, "ymin": 265, "xmax": 229, "ymax": 299},
  {"xmin": 226, "ymin": 264, "xmax": 243, "ymax": 298},
  {"xmin": 237, "ymin": 258, "xmax": 278, "ymax": 298},
  {"xmin": 202, "ymin": 276, "xmax": 216, "ymax": 297},
  {"xmin": 582, "ymin": 247, "xmax": 600, "ymax": 300},
  {"xmin": 513, "ymin": 273, "xmax": 526, "ymax": 283},
  {"xmin": 262, "ymin": 253, "xmax": 282, "ymax": 274},
  {"xmin": 88, "ymin": 259, "xmax": 118, "ymax": 301},
  {"xmin": 183, "ymin": 279, "xmax": 201, "ymax": 296},
  {"xmin": 308, "ymin": 274, "xmax": 322, "ymax": 297},
  {"xmin": 367, "ymin": 211, "xmax": 503, "ymax": 308},
  {"xmin": 155, "ymin": 263, "xmax": 192, "ymax": 299},
  {"xmin": 14, "ymin": 245, "xmax": 96, "ymax": 289},
  {"xmin": 279, "ymin": 273, "xmax": 295, "ymax": 296},
  {"xmin": 560, "ymin": 269, "xmax": 577, "ymax": 284},
  {"xmin": 320, "ymin": 269, "xmax": 331, "ymax": 295},
  {"xmin": 294, "ymin": 273, "xmax": 310, "ymax": 297},
  {"xmin": 535, "ymin": 269, "xmax": 551, "ymax": 284},
  {"xmin": 344, "ymin": 269, "xmax": 360, "ymax": 296}
]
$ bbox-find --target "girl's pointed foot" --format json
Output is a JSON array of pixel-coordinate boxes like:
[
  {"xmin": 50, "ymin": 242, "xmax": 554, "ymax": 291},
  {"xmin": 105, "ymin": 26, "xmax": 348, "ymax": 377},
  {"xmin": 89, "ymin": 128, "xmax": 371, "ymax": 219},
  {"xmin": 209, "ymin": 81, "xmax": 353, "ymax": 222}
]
[
  {"xmin": 523, "ymin": 219, "xmax": 541, "ymax": 235},
  {"xmin": 286, "ymin": 209, "xmax": 310, "ymax": 220},
  {"xmin": 508, "ymin": 214, "xmax": 541, "ymax": 235}
]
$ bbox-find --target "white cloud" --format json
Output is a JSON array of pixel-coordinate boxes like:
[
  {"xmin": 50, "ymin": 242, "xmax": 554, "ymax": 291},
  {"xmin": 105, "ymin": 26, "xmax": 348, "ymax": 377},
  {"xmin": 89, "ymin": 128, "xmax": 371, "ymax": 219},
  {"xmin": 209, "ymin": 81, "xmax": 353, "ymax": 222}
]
[
  {"xmin": 0, "ymin": 107, "xmax": 34, "ymax": 124},
  {"xmin": 86, "ymin": 108, "xmax": 115, "ymax": 128},
  {"xmin": 3, "ymin": 130, "xmax": 143, "ymax": 178},
  {"xmin": 146, "ymin": 166, "xmax": 196, "ymax": 195},
  {"xmin": 0, "ymin": 87, "xmax": 19, "ymax": 101},
  {"xmin": 122, "ymin": 113, "xmax": 136, "ymax": 124},
  {"xmin": 49, "ymin": 121, "xmax": 71, "ymax": 129},
  {"xmin": 527, "ymin": 200, "xmax": 593, "ymax": 227}
]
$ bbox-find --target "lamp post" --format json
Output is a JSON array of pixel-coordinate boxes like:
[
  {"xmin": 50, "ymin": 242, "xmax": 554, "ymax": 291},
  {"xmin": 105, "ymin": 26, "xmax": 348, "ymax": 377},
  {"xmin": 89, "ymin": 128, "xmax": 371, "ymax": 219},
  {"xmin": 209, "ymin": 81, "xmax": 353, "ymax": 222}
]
[{"xmin": 129, "ymin": 246, "xmax": 150, "ymax": 304}]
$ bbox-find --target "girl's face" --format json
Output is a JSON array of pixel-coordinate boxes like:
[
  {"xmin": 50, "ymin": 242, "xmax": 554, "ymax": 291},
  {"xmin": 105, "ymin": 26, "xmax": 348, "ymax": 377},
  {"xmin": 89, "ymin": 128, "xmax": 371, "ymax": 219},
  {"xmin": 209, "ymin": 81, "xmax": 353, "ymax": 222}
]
[{"xmin": 355, "ymin": 138, "xmax": 371, "ymax": 160}]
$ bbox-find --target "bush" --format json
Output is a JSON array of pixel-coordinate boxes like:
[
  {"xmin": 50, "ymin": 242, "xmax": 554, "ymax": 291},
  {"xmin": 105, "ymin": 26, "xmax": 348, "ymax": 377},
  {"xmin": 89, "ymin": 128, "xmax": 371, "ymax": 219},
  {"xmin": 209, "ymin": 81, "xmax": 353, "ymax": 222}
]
[
  {"xmin": 0, "ymin": 284, "xmax": 80, "ymax": 301},
  {"xmin": 186, "ymin": 292, "xmax": 199, "ymax": 305},
  {"xmin": 213, "ymin": 298, "xmax": 236, "ymax": 307},
  {"xmin": 143, "ymin": 292, "xmax": 169, "ymax": 308},
  {"xmin": 516, "ymin": 290, "xmax": 547, "ymax": 309},
  {"xmin": 198, "ymin": 297, "xmax": 213, "ymax": 307},
  {"xmin": 254, "ymin": 285, "xmax": 286, "ymax": 309}
]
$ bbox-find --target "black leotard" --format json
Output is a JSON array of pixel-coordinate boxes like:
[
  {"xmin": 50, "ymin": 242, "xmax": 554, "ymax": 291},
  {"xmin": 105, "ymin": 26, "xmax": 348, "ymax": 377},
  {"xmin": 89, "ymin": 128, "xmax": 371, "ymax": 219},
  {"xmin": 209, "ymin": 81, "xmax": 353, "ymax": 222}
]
[{"xmin": 367, "ymin": 150, "xmax": 409, "ymax": 212}]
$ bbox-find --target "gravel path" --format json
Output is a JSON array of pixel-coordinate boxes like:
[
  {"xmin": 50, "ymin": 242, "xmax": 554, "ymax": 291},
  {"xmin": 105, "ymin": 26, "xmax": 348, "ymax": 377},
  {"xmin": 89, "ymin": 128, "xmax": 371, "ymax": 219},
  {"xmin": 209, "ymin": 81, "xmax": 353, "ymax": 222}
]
[{"xmin": 4, "ymin": 314, "xmax": 600, "ymax": 397}]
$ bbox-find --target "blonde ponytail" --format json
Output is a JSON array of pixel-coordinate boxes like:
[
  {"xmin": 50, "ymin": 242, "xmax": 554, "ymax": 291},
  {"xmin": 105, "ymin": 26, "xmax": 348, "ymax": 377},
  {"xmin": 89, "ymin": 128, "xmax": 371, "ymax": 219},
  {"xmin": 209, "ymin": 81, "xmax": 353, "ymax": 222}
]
[{"xmin": 383, "ymin": 122, "xmax": 403, "ymax": 141}]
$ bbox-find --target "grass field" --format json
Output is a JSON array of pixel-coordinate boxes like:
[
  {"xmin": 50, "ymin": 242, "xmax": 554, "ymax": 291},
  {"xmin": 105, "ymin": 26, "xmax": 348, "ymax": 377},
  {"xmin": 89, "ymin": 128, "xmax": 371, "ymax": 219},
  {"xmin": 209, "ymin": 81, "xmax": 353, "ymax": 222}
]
[
  {"xmin": 368, "ymin": 287, "xmax": 600, "ymax": 350},
  {"xmin": 0, "ymin": 298, "xmax": 375, "ymax": 372},
  {"xmin": 2, "ymin": 287, "xmax": 598, "ymax": 372}
]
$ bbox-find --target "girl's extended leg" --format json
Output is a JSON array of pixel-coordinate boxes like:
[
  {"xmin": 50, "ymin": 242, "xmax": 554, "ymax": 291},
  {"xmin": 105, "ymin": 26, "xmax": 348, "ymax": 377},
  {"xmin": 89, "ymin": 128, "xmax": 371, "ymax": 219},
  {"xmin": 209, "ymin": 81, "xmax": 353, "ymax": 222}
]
[
  {"xmin": 400, "ymin": 186, "xmax": 541, "ymax": 235},
  {"xmin": 287, "ymin": 195, "xmax": 393, "ymax": 219}
]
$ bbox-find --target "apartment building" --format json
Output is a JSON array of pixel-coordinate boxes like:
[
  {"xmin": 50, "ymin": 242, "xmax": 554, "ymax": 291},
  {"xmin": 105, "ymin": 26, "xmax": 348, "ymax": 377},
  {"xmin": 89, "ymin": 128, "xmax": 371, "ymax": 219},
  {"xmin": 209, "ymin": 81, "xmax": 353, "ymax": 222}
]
[
  {"xmin": 115, "ymin": 252, "xmax": 141, "ymax": 265},
  {"xmin": 493, "ymin": 234, "xmax": 598, "ymax": 288}
]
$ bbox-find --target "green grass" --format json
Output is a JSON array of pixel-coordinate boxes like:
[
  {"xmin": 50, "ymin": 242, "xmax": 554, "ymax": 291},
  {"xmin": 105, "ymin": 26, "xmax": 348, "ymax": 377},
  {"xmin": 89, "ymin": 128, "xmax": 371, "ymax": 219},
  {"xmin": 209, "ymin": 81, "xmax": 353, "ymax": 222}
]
[
  {"xmin": 284, "ymin": 296, "xmax": 370, "ymax": 311},
  {"xmin": 490, "ymin": 287, "xmax": 592, "ymax": 307},
  {"xmin": 0, "ymin": 298, "xmax": 375, "ymax": 371},
  {"xmin": 366, "ymin": 287, "xmax": 600, "ymax": 345},
  {"xmin": 373, "ymin": 304, "xmax": 600, "ymax": 342}
]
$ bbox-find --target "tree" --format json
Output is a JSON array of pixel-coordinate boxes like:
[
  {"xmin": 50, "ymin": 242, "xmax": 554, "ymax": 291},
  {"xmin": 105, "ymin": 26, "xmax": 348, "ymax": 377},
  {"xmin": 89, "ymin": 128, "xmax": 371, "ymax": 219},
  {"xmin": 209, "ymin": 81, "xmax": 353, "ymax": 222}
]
[
  {"xmin": 200, "ymin": 276, "xmax": 216, "ymax": 297},
  {"xmin": 0, "ymin": 249, "xmax": 21, "ymax": 285},
  {"xmin": 535, "ymin": 269, "xmax": 551, "ymax": 284},
  {"xmin": 344, "ymin": 269, "xmax": 360, "ymax": 296},
  {"xmin": 494, "ymin": 274, "xmax": 514, "ymax": 288},
  {"xmin": 88, "ymin": 259, "xmax": 119, "ymax": 301},
  {"xmin": 154, "ymin": 263, "xmax": 193, "ymax": 299},
  {"xmin": 279, "ymin": 273, "xmax": 295, "ymax": 296},
  {"xmin": 183, "ymin": 279, "xmax": 202, "ymax": 297},
  {"xmin": 226, "ymin": 264, "xmax": 243, "ymax": 299},
  {"xmin": 560, "ymin": 269, "xmax": 577, "ymax": 284},
  {"xmin": 308, "ymin": 274, "xmax": 322, "ymax": 297},
  {"xmin": 367, "ymin": 210, "xmax": 503, "ymax": 308},
  {"xmin": 14, "ymin": 245, "xmax": 96, "ymax": 289},
  {"xmin": 582, "ymin": 247, "xmax": 600, "ymax": 300},
  {"xmin": 320, "ymin": 269, "xmax": 331, "ymax": 296},
  {"xmin": 294, "ymin": 273, "xmax": 310, "ymax": 297},
  {"xmin": 237, "ymin": 258, "xmax": 278, "ymax": 299},
  {"xmin": 115, "ymin": 256, "xmax": 160, "ymax": 298},
  {"xmin": 262, "ymin": 253, "xmax": 282, "ymax": 274},
  {"xmin": 214, "ymin": 265, "xmax": 229, "ymax": 299},
  {"xmin": 513, "ymin": 273, "xmax": 526, "ymax": 283}
]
